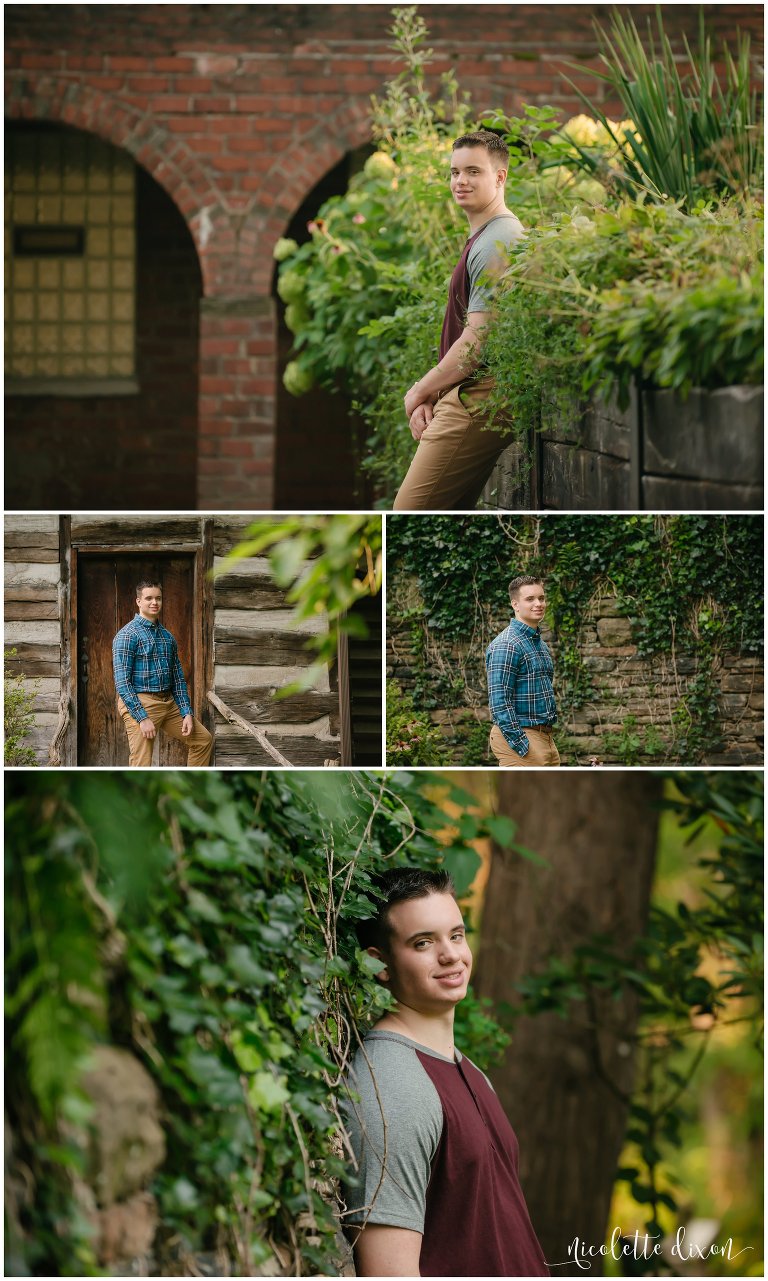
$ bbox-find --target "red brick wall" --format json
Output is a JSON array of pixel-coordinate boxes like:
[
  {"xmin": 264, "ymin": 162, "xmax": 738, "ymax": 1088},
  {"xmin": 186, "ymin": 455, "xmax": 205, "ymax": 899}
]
[
  {"xmin": 6, "ymin": 160, "xmax": 201, "ymax": 509},
  {"xmin": 5, "ymin": 4, "xmax": 763, "ymax": 510}
]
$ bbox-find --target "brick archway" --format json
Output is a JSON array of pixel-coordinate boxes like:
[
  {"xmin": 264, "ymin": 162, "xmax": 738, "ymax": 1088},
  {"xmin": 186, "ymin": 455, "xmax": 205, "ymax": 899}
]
[
  {"xmin": 5, "ymin": 73, "xmax": 225, "ymax": 296},
  {"xmin": 235, "ymin": 96, "xmax": 374, "ymax": 291}
]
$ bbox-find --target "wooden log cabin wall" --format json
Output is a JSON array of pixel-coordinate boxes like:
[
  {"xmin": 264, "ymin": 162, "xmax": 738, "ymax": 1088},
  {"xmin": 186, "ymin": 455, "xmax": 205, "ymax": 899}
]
[{"xmin": 4, "ymin": 514, "xmax": 382, "ymax": 767}]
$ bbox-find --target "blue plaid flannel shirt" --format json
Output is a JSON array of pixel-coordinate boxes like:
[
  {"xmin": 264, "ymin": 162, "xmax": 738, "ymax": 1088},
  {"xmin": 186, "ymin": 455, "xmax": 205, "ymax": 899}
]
[
  {"xmin": 485, "ymin": 618, "xmax": 557, "ymax": 756},
  {"xmin": 112, "ymin": 614, "xmax": 192, "ymax": 724}
]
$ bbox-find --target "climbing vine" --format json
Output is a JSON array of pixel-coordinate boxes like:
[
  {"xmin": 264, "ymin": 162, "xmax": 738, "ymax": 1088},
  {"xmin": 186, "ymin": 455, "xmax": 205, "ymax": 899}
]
[
  {"xmin": 386, "ymin": 515, "xmax": 763, "ymax": 764},
  {"xmin": 5, "ymin": 771, "xmax": 508, "ymax": 1277}
]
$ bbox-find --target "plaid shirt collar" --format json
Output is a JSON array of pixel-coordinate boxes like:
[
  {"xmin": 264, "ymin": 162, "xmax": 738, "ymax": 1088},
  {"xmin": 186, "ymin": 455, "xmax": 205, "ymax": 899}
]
[
  {"xmin": 133, "ymin": 612, "xmax": 161, "ymax": 631},
  {"xmin": 508, "ymin": 617, "xmax": 542, "ymax": 641}
]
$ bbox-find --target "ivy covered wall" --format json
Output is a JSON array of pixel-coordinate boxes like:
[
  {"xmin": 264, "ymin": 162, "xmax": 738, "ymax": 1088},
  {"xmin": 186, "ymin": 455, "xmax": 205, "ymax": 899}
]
[{"xmin": 386, "ymin": 515, "xmax": 764, "ymax": 766}]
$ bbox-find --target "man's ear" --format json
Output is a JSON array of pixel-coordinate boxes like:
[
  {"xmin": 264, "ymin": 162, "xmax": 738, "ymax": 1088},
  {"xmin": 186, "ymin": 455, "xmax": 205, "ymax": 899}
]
[{"xmin": 366, "ymin": 945, "xmax": 389, "ymax": 984}]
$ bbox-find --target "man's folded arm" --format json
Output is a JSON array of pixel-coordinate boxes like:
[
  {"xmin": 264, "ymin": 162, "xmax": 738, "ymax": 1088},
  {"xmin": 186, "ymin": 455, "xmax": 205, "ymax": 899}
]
[
  {"xmin": 354, "ymin": 1223, "xmax": 423, "ymax": 1277},
  {"xmin": 406, "ymin": 312, "xmax": 489, "ymax": 409},
  {"xmin": 112, "ymin": 633, "xmax": 146, "ymax": 723},
  {"xmin": 487, "ymin": 641, "xmax": 529, "ymax": 755}
]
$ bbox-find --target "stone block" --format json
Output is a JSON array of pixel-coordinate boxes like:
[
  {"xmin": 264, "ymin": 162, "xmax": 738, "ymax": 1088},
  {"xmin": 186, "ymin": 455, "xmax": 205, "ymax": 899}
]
[
  {"xmin": 643, "ymin": 385, "xmax": 764, "ymax": 485},
  {"xmin": 642, "ymin": 475, "xmax": 762, "ymax": 511},
  {"xmin": 587, "ymin": 595, "xmax": 623, "ymax": 618},
  {"xmin": 718, "ymin": 693, "xmax": 749, "ymax": 712},
  {"xmin": 80, "ymin": 1047, "xmax": 165, "ymax": 1207},
  {"xmin": 541, "ymin": 442, "xmax": 631, "ymax": 509},
  {"xmin": 480, "ymin": 441, "xmax": 531, "ymax": 510},
  {"xmin": 583, "ymin": 656, "xmax": 617, "ymax": 672},
  {"xmin": 541, "ymin": 391, "xmax": 632, "ymax": 458},
  {"xmin": 596, "ymin": 614, "xmax": 632, "ymax": 645},
  {"xmin": 675, "ymin": 658, "xmax": 697, "ymax": 674},
  {"xmin": 721, "ymin": 675, "xmax": 759, "ymax": 692}
]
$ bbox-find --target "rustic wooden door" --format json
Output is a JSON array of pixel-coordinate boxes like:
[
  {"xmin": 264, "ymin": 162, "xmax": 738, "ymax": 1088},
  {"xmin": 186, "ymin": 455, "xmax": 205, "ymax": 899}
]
[{"xmin": 77, "ymin": 554, "xmax": 196, "ymax": 765}]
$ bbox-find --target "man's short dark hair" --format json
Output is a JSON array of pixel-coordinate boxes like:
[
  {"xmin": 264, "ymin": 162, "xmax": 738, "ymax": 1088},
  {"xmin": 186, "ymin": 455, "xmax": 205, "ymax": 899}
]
[
  {"xmin": 135, "ymin": 578, "xmax": 162, "ymax": 597},
  {"xmin": 452, "ymin": 130, "xmax": 509, "ymax": 166},
  {"xmin": 508, "ymin": 575, "xmax": 544, "ymax": 604},
  {"xmin": 356, "ymin": 867, "xmax": 457, "ymax": 951}
]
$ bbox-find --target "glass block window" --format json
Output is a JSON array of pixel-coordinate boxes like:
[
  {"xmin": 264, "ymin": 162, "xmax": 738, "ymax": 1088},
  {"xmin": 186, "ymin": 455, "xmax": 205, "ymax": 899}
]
[{"xmin": 5, "ymin": 128, "xmax": 136, "ymax": 384}]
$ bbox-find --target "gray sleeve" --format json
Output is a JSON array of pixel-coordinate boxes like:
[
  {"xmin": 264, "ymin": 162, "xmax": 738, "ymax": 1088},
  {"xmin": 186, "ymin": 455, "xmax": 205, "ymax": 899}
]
[
  {"xmin": 466, "ymin": 217, "xmax": 525, "ymax": 313},
  {"xmin": 341, "ymin": 1041, "xmax": 443, "ymax": 1233}
]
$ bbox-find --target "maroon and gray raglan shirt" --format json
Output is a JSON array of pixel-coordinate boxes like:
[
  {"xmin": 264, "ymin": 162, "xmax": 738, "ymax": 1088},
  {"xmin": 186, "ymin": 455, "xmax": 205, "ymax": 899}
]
[{"xmin": 343, "ymin": 1030, "xmax": 549, "ymax": 1277}]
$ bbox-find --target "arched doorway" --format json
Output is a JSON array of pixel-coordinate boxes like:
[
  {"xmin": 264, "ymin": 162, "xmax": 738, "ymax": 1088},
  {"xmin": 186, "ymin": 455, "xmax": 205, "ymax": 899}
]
[
  {"xmin": 273, "ymin": 147, "xmax": 374, "ymax": 510},
  {"xmin": 5, "ymin": 121, "xmax": 202, "ymax": 510}
]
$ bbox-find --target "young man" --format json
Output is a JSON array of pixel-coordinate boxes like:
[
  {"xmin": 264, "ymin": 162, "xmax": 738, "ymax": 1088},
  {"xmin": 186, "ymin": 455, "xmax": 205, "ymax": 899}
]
[
  {"xmin": 393, "ymin": 130, "xmax": 525, "ymax": 511},
  {"xmin": 343, "ymin": 868, "xmax": 549, "ymax": 1278},
  {"xmin": 485, "ymin": 575, "xmax": 559, "ymax": 767},
  {"xmin": 112, "ymin": 579, "xmax": 213, "ymax": 767}
]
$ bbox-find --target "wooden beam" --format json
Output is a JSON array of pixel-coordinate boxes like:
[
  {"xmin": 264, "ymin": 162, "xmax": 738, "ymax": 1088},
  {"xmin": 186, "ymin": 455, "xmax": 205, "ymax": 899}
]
[
  {"xmin": 207, "ymin": 689, "xmax": 292, "ymax": 767},
  {"xmin": 4, "ymin": 601, "xmax": 59, "ymax": 621}
]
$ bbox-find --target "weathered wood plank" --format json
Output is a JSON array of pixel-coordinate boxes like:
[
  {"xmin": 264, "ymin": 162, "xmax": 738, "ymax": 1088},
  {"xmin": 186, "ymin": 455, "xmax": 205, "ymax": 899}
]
[
  {"xmin": 212, "ymin": 517, "xmax": 265, "ymax": 556},
  {"xmin": 4, "ymin": 643, "xmax": 60, "ymax": 678},
  {"xmin": 3, "ymin": 515, "xmax": 59, "ymax": 535},
  {"xmin": 4, "ymin": 535, "xmax": 60, "ymax": 557},
  {"xmin": 214, "ymin": 578, "xmax": 289, "ymax": 610},
  {"xmin": 214, "ymin": 640, "xmax": 319, "ymax": 666},
  {"xmin": 214, "ymin": 685, "xmax": 338, "ymax": 725},
  {"xmin": 3, "ymin": 583, "xmax": 59, "ymax": 603},
  {"xmin": 4, "ymin": 600, "xmax": 60, "ymax": 621},
  {"xmin": 5, "ymin": 548, "xmax": 60, "ymax": 563},
  {"xmin": 213, "ymin": 730, "xmax": 340, "ymax": 767},
  {"xmin": 207, "ymin": 690, "xmax": 291, "ymax": 766},
  {"xmin": 212, "ymin": 555, "xmax": 273, "ymax": 576},
  {"xmin": 70, "ymin": 517, "xmax": 204, "ymax": 544}
]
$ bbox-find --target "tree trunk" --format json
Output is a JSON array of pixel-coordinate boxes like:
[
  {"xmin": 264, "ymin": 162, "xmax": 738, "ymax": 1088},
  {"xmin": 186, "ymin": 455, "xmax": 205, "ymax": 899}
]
[{"xmin": 475, "ymin": 773, "xmax": 662, "ymax": 1272}]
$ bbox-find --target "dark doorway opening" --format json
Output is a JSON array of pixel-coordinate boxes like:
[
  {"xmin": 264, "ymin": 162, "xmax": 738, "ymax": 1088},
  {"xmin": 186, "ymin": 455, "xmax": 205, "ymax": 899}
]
[{"xmin": 273, "ymin": 147, "xmax": 375, "ymax": 510}]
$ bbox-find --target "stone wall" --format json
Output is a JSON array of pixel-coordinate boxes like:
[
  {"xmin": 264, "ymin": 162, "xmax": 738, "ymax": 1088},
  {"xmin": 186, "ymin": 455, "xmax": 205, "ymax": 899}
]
[
  {"xmin": 481, "ymin": 386, "xmax": 764, "ymax": 512},
  {"xmin": 387, "ymin": 589, "xmax": 763, "ymax": 766}
]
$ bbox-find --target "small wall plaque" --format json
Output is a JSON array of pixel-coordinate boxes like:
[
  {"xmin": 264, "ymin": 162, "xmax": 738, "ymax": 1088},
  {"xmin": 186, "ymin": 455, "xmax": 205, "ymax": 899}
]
[{"xmin": 13, "ymin": 225, "xmax": 86, "ymax": 256}]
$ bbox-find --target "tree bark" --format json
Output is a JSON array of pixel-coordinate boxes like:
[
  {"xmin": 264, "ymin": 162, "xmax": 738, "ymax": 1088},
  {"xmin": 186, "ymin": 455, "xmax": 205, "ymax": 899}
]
[{"xmin": 475, "ymin": 773, "xmax": 662, "ymax": 1272}]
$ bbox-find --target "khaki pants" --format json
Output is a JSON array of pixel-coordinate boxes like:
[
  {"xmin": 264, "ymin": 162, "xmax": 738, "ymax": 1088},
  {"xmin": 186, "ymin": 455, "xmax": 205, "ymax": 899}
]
[
  {"xmin": 489, "ymin": 724, "xmax": 560, "ymax": 767},
  {"xmin": 393, "ymin": 378, "xmax": 514, "ymax": 511},
  {"xmin": 118, "ymin": 692, "xmax": 213, "ymax": 767}
]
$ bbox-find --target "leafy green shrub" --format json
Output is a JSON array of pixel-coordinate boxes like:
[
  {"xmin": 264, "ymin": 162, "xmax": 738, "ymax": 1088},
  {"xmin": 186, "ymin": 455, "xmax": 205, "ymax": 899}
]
[
  {"xmin": 4, "ymin": 648, "xmax": 39, "ymax": 765},
  {"xmin": 561, "ymin": 9, "xmax": 763, "ymax": 208},
  {"xmin": 386, "ymin": 679, "xmax": 446, "ymax": 765},
  {"xmin": 5, "ymin": 771, "xmax": 508, "ymax": 1276},
  {"xmin": 482, "ymin": 197, "xmax": 763, "ymax": 421}
]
